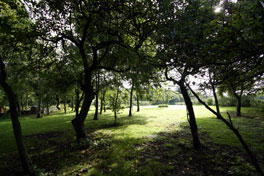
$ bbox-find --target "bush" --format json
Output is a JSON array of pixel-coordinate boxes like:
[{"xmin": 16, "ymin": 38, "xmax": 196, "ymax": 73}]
[
  {"xmin": 158, "ymin": 104, "xmax": 168, "ymax": 108},
  {"xmin": 218, "ymin": 96, "xmax": 236, "ymax": 107},
  {"xmin": 139, "ymin": 101, "xmax": 151, "ymax": 106},
  {"xmin": 120, "ymin": 105, "xmax": 126, "ymax": 109},
  {"xmin": 207, "ymin": 98, "xmax": 214, "ymax": 106}
]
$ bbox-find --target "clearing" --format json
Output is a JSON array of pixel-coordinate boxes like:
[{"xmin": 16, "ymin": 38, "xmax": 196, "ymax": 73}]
[{"xmin": 0, "ymin": 105, "xmax": 263, "ymax": 176}]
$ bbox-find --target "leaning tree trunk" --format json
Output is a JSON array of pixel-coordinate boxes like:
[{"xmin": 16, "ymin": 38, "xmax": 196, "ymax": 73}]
[
  {"xmin": 212, "ymin": 84, "xmax": 220, "ymax": 115},
  {"xmin": 0, "ymin": 59, "xmax": 34, "ymax": 175},
  {"xmin": 72, "ymin": 84, "xmax": 94, "ymax": 143},
  {"xmin": 209, "ymin": 71, "xmax": 220, "ymax": 115},
  {"xmin": 179, "ymin": 81, "xmax": 201, "ymax": 150},
  {"xmin": 187, "ymin": 84, "xmax": 264, "ymax": 176},
  {"xmin": 129, "ymin": 84, "xmax": 134, "ymax": 117}
]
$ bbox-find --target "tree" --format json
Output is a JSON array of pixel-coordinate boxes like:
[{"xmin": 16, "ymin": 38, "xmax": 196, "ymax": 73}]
[
  {"xmin": 31, "ymin": 0, "xmax": 158, "ymax": 142},
  {"xmin": 0, "ymin": 1, "xmax": 35, "ymax": 174},
  {"xmin": 155, "ymin": 0, "xmax": 217, "ymax": 149},
  {"xmin": 93, "ymin": 70, "xmax": 100, "ymax": 120},
  {"xmin": 183, "ymin": 0, "xmax": 264, "ymax": 174}
]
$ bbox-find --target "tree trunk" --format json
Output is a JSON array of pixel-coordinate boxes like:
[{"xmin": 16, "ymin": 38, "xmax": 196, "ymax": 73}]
[
  {"xmin": 94, "ymin": 71, "xmax": 99, "ymax": 120},
  {"xmin": 209, "ymin": 71, "xmax": 220, "ymax": 115},
  {"xmin": 136, "ymin": 92, "xmax": 140, "ymax": 112},
  {"xmin": 75, "ymin": 88, "xmax": 80, "ymax": 117},
  {"xmin": 104, "ymin": 103, "xmax": 106, "ymax": 112},
  {"xmin": 100, "ymin": 97, "xmax": 103, "ymax": 115},
  {"xmin": 36, "ymin": 97, "xmax": 42, "ymax": 118},
  {"xmin": 129, "ymin": 84, "xmax": 134, "ymax": 117},
  {"xmin": 179, "ymin": 81, "xmax": 201, "ymax": 150},
  {"xmin": 212, "ymin": 84, "xmax": 220, "ymax": 115},
  {"xmin": 100, "ymin": 91, "xmax": 105, "ymax": 115},
  {"xmin": 64, "ymin": 96, "xmax": 67, "ymax": 114},
  {"xmin": 72, "ymin": 85, "xmax": 94, "ymax": 143},
  {"xmin": 114, "ymin": 88, "xmax": 119, "ymax": 125},
  {"xmin": 25, "ymin": 91, "xmax": 28, "ymax": 110},
  {"xmin": 71, "ymin": 96, "xmax": 74, "ymax": 111},
  {"xmin": 236, "ymin": 96, "xmax": 242, "ymax": 117},
  {"xmin": 46, "ymin": 102, "xmax": 50, "ymax": 115},
  {"xmin": 20, "ymin": 95, "xmax": 24, "ymax": 112},
  {"xmin": 17, "ymin": 96, "xmax": 21, "ymax": 115},
  {"xmin": 56, "ymin": 95, "xmax": 60, "ymax": 110},
  {"xmin": 0, "ymin": 59, "xmax": 34, "ymax": 175}
]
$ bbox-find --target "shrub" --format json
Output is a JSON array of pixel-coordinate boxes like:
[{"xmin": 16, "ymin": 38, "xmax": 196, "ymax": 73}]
[
  {"xmin": 207, "ymin": 98, "xmax": 214, "ymax": 106},
  {"xmin": 158, "ymin": 104, "xmax": 168, "ymax": 108}
]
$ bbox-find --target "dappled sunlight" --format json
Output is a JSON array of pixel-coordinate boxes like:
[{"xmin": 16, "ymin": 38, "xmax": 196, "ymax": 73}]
[{"xmin": 0, "ymin": 106, "xmax": 263, "ymax": 175}]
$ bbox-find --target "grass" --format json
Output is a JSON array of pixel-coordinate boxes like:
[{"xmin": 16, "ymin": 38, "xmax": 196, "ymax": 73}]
[{"xmin": 0, "ymin": 105, "xmax": 263, "ymax": 175}]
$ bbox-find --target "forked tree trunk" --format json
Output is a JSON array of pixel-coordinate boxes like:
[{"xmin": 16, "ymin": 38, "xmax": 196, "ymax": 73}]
[
  {"xmin": 129, "ymin": 84, "xmax": 134, "ymax": 117},
  {"xmin": 0, "ymin": 59, "xmax": 34, "ymax": 175},
  {"xmin": 100, "ymin": 90, "xmax": 105, "ymax": 115},
  {"xmin": 72, "ymin": 87, "xmax": 94, "ymax": 143},
  {"xmin": 179, "ymin": 81, "xmax": 201, "ymax": 150}
]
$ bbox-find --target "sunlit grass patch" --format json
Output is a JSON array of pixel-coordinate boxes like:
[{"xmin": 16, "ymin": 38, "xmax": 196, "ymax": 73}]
[{"xmin": 0, "ymin": 105, "xmax": 263, "ymax": 175}]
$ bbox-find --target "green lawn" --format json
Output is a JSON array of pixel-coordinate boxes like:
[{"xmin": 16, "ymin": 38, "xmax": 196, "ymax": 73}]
[{"xmin": 0, "ymin": 105, "xmax": 263, "ymax": 175}]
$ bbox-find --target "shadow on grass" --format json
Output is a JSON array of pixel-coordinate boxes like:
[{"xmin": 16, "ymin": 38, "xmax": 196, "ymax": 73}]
[{"xmin": 1, "ymin": 114, "xmax": 263, "ymax": 176}]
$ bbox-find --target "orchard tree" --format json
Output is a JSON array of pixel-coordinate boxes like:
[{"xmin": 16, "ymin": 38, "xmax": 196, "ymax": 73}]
[
  {"xmin": 31, "ymin": 0, "xmax": 158, "ymax": 142},
  {"xmin": 155, "ymin": 0, "xmax": 218, "ymax": 149},
  {"xmin": 0, "ymin": 0, "xmax": 36, "ymax": 174},
  {"xmin": 185, "ymin": 0, "xmax": 264, "ymax": 174}
]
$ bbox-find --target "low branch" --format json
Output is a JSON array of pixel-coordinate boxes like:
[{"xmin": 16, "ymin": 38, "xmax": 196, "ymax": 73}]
[{"xmin": 186, "ymin": 82, "xmax": 264, "ymax": 176}]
